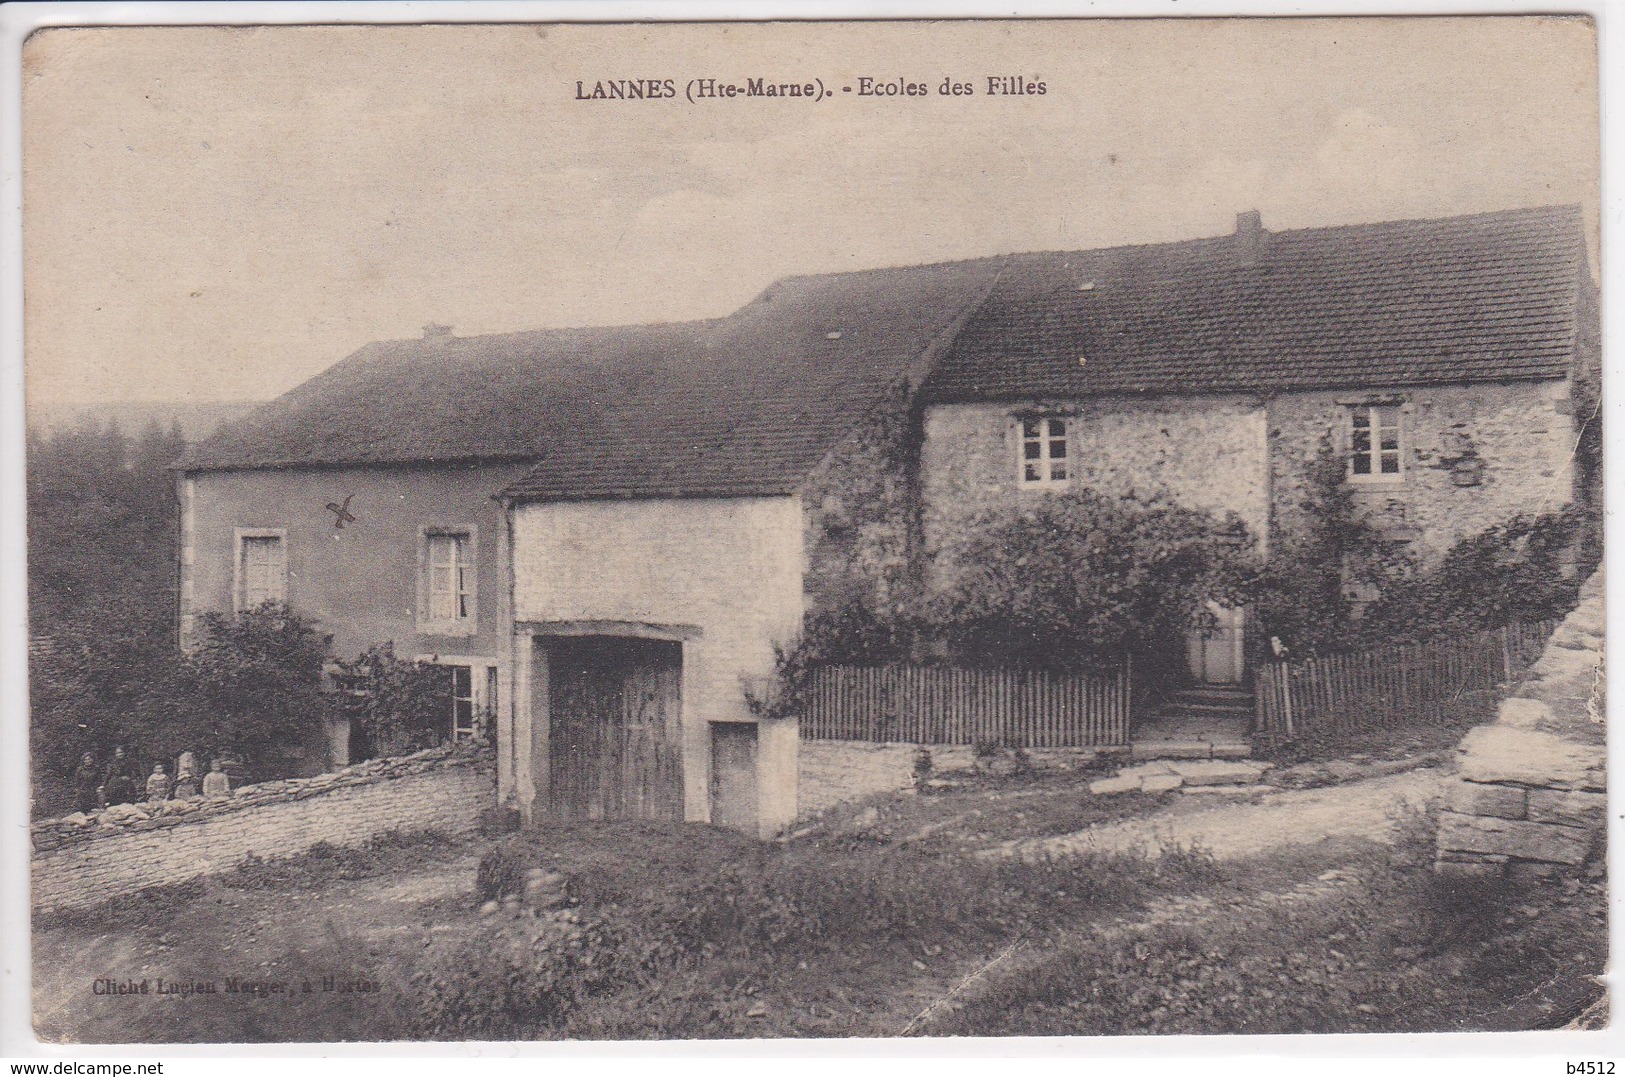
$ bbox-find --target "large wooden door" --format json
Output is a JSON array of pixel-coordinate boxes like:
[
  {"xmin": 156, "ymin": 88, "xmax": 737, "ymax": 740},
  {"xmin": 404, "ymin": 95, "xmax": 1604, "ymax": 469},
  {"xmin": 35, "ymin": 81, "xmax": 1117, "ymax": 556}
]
[
  {"xmin": 709, "ymin": 723, "xmax": 759, "ymax": 834},
  {"xmin": 548, "ymin": 637, "xmax": 683, "ymax": 821}
]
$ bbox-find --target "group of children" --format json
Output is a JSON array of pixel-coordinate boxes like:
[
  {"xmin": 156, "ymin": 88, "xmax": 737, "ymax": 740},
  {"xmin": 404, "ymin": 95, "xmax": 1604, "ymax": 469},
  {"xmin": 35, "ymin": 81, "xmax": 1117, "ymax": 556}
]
[{"xmin": 71, "ymin": 747, "xmax": 233, "ymax": 814}]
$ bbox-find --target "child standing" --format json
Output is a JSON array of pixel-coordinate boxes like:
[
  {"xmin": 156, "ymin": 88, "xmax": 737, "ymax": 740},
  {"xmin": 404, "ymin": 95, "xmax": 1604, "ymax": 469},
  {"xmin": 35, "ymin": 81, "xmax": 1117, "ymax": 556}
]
[{"xmin": 145, "ymin": 763, "xmax": 171, "ymax": 803}]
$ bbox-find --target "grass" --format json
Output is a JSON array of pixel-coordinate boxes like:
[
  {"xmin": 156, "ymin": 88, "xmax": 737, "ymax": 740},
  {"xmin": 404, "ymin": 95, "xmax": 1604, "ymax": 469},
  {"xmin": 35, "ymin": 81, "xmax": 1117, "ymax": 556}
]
[
  {"xmin": 414, "ymin": 820, "xmax": 1223, "ymax": 1040},
  {"xmin": 35, "ymin": 774, "xmax": 1607, "ymax": 1043},
  {"xmin": 1259, "ymin": 687, "xmax": 1501, "ymax": 766},
  {"xmin": 35, "ymin": 828, "xmax": 467, "ymax": 934},
  {"xmin": 925, "ymin": 807, "xmax": 1608, "ymax": 1036}
]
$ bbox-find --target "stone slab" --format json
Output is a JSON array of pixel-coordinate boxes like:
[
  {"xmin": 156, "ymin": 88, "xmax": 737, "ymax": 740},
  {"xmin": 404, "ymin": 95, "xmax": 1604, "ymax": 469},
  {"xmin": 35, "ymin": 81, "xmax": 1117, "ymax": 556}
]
[
  {"xmin": 1444, "ymin": 779, "xmax": 1527, "ymax": 820},
  {"xmin": 1130, "ymin": 742, "xmax": 1217, "ymax": 761},
  {"xmin": 1435, "ymin": 809, "xmax": 1594, "ymax": 865},
  {"xmin": 1457, "ymin": 725, "xmax": 1605, "ymax": 789},
  {"xmin": 1181, "ymin": 784, "xmax": 1274, "ymax": 796},
  {"xmin": 1116, "ymin": 762, "xmax": 1177, "ymax": 779},
  {"xmin": 1138, "ymin": 775, "xmax": 1185, "ymax": 794},
  {"xmin": 1165, "ymin": 760, "xmax": 1268, "ymax": 786},
  {"xmin": 1496, "ymin": 697, "xmax": 1555, "ymax": 731},
  {"xmin": 1088, "ymin": 776, "xmax": 1140, "ymax": 795},
  {"xmin": 1526, "ymin": 789, "xmax": 1607, "ymax": 829}
]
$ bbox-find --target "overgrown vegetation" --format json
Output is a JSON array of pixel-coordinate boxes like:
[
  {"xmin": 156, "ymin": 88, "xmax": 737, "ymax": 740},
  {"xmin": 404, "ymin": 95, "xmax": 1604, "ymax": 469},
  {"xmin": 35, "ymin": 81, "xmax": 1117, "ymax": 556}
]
[
  {"xmin": 1356, "ymin": 509, "xmax": 1589, "ymax": 644},
  {"xmin": 412, "ymin": 819, "xmax": 1220, "ymax": 1039},
  {"xmin": 929, "ymin": 808, "xmax": 1605, "ymax": 1036},
  {"xmin": 331, "ymin": 643, "xmax": 459, "ymax": 758},
  {"xmin": 1253, "ymin": 438, "xmax": 1591, "ymax": 659},
  {"xmin": 932, "ymin": 491, "xmax": 1257, "ymax": 671},
  {"xmin": 750, "ymin": 490, "xmax": 1257, "ymax": 718}
]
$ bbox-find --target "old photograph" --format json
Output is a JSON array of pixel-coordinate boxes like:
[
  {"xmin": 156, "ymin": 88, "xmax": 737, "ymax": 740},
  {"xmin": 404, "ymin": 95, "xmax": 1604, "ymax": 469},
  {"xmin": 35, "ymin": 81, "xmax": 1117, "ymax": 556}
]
[{"xmin": 16, "ymin": 12, "xmax": 1606, "ymax": 1045}]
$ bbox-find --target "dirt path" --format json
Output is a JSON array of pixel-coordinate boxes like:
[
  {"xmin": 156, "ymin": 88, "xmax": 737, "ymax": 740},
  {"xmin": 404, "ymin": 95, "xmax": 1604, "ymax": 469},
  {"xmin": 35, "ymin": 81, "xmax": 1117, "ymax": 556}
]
[
  {"xmin": 32, "ymin": 853, "xmax": 482, "ymax": 1043},
  {"xmin": 1001, "ymin": 767, "xmax": 1445, "ymax": 861}
]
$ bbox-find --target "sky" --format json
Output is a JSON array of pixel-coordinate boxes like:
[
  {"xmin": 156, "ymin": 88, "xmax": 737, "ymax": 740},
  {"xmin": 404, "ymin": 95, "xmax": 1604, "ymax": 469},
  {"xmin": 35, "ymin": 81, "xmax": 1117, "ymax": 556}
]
[{"xmin": 21, "ymin": 16, "xmax": 1599, "ymax": 406}]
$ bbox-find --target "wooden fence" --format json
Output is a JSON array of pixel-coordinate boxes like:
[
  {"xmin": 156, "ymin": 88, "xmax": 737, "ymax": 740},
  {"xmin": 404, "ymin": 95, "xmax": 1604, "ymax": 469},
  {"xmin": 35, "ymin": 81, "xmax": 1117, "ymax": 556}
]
[
  {"xmin": 1253, "ymin": 620, "xmax": 1559, "ymax": 746},
  {"xmin": 799, "ymin": 661, "xmax": 1132, "ymax": 747}
]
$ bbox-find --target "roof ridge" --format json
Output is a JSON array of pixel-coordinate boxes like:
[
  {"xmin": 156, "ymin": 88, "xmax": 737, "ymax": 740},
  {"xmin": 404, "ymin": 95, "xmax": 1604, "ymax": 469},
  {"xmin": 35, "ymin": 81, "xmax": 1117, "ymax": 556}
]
[
  {"xmin": 365, "ymin": 315, "xmax": 727, "ymax": 350},
  {"xmin": 746, "ymin": 204, "xmax": 1582, "ymax": 296}
]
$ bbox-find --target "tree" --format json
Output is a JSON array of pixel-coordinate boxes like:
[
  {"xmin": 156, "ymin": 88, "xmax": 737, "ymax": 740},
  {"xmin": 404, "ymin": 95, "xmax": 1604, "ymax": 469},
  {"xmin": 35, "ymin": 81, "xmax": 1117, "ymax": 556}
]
[
  {"xmin": 27, "ymin": 419, "xmax": 187, "ymax": 812},
  {"xmin": 932, "ymin": 490, "xmax": 1259, "ymax": 672},
  {"xmin": 1250, "ymin": 436, "xmax": 1414, "ymax": 658},
  {"xmin": 182, "ymin": 602, "xmax": 336, "ymax": 777}
]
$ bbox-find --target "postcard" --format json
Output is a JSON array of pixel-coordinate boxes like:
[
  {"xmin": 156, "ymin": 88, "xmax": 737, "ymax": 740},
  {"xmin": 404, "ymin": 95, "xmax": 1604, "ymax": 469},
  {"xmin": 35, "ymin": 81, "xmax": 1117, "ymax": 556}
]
[{"xmin": 16, "ymin": 12, "xmax": 1605, "ymax": 1048}]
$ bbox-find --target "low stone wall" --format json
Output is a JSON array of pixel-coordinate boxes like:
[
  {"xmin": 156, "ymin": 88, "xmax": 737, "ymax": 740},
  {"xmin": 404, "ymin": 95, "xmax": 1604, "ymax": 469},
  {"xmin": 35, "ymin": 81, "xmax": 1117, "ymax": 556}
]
[
  {"xmin": 1436, "ymin": 570, "xmax": 1605, "ymax": 878},
  {"xmin": 31, "ymin": 745, "xmax": 496, "ymax": 915},
  {"xmin": 797, "ymin": 740, "xmax": 1112, "ymax": 819}
]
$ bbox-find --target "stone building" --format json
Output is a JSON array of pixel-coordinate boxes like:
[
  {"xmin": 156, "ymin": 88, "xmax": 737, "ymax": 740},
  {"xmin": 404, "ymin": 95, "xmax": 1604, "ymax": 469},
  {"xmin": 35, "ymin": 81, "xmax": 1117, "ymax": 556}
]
[
  {"xmin": 916, "ymin": 205, "xmax": 1598, "ymax": 682},
  {"xmin": 177, "ymin": 260, "xmax": 1002, "ymax": 836},
  {"xmin": 178, "ymin": 203, "xmax": 1595, "ymax": 836},
  {"xmin": 499, "ymin": 262, "xmax": 1001, "ymax": 837},
  {"xmin": 176, "ymin": 320, "xmax": 718, "ymax": 771}
]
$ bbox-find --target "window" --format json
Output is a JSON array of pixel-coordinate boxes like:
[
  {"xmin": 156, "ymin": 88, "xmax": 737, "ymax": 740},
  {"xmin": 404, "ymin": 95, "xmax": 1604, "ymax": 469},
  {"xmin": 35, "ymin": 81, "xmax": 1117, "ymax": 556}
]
[
  {"xmin": 423, "ymin": 531, "xmax": 475, "ymax": 629},
  {"xmin": 1349, "ymin": 404, "xmax": 1403, "ymax": 481},
  {"xmin": 1020, "ymin": 417, "xmax": 1069, "ymax": 486},
  {"xmin": 450, "ymin": 665, "xmax": 477, "ymax": 741},
  {"xmin": 235, "ymin": 530, "xmax": 286, "ymax": 609},
  {"xmin": 418, "ymin": 656, "xmax": 500, "ymax": 743}
]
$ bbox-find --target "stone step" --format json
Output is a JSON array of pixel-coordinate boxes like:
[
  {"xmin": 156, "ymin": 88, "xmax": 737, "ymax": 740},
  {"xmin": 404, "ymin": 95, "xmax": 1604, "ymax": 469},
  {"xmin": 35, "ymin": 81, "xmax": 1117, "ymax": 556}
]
[
  {"xmin": 1170, "ymin": 686, "xmax": 1255, "ymax": 704},
  {"xmin": 1130, "ymin": 740, "xmax": 1253, "ymax": 761},
  {"xmin": 1160, "ymin": 701, "xmax": 1255, "ymax": 719},
  {"xmin": 1092, "ymin": 757, "xmax": 1273, "ymax": 795}
]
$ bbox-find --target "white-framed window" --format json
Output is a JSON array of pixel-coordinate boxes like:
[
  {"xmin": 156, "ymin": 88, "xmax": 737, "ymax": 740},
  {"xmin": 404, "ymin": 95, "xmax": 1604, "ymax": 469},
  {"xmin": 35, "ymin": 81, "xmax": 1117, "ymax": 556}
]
[
  {"xmin": 416, "ymin": 654, "xmax": 501, "ymax": 744},
  {"xmin": 234, "ymin": 528, "xmax": 287, "ymax": 610},
  {"xmin": 1348, "ymin": 404, "xmax": 1403, "ymax": 482},
  {"xmin": 420, "ymin": 528, "xmax": 476, "ymax": 633},
  {"xmin": 450, "ymin": 664, "xmax": 477, "ymax": 741},
  {"xmin": 1019, "ymin": 416, "xmax": 1069, "ymax": 486}
]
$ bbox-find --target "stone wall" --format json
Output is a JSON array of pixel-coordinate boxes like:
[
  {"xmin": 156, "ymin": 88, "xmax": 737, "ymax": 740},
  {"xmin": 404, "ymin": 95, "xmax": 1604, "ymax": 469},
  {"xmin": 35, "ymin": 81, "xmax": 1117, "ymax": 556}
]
[
  {"xmin": 1268, "ymin": 380, "xmax": 1575, "ymax": 564},
  {"xmin": 31, "ymin": 746, "xmax": 496, "ymax": 916},
  {"xmin": 1435, "ymin": 569, "xmax": 1604, "ymax": 878},
  {"xmin": 919, "ymin": 396, "xmax": 1269, "ymax": 585},
  {"xmin": 800, "ymin": 389, "xmax": 917, "ymax": 622}
]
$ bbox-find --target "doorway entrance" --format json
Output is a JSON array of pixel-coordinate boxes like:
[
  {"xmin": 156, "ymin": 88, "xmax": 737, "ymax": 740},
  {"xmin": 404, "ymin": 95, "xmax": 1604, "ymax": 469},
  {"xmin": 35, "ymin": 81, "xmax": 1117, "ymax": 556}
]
[
  {"xmin": 1186, "ymin": 603, "xmax": 1246, "ymax": 685},
  {"xmin": 709, "ymin": 723, "xmax": 759, "ymax": 833}
]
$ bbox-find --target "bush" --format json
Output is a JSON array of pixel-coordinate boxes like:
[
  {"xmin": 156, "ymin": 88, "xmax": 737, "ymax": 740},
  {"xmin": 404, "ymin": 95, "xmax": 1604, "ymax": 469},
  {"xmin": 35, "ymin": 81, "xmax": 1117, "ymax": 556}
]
[
  {"xmin": 181, "ymin": 602, "xmax": 336, "ymax": 777},
  {"xmin": 1359, "ymin": 510, "xmax": 1587, "ymax": 642},
  {"xmin": 331, "ymin": 643, "xmax": 457, "ymax": 758},
  {"xmin": 476, "ymin": 845, "xmax": 528, "ymax": 904},
  {"xmin": 417, "ymin": 828, "xmax": 1222, "ymax": 1040},
  {"xmin": 933, "ymin": 491, "xmax": 1258, "ymax": 671},
  {"xmin": 411, "ymin": 910, "xmax": 666, "ymax": 1038},
  {"xmin": 1257, "ymin": 437, "xmax": 1589, "ymax": 657}
]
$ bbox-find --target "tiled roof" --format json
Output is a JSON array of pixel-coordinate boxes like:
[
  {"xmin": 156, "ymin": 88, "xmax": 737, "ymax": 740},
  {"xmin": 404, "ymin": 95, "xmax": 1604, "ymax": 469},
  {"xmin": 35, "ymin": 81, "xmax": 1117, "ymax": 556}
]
[
  {"xmin": 923, "ymin": 205, "xmax": 1588, "ymax": 402},
  {"xmin": 178, "ymin": 321, "xmax": 721, "ymax": 472},
  {"xmin": 181, "ymin": 205, "xmax": 1588, "ymax": 500},
  {"xmin": 179, "ymin": 260, "xmax": 1005, "ymax": 502},
  {"xmin": 500, "ymin": 260, "xmax": 1004, "ymax": 500}
]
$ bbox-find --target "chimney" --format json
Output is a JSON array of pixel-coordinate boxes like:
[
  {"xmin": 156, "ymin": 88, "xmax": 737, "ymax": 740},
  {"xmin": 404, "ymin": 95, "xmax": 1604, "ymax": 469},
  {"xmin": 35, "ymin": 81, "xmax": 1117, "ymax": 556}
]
[
  {"xmin": 422, "ymin": 323, "xmax": 453, "ymax": 340},
  {"xmin": 1234, "ymin": 210, "xmax": 1265, "ymax": 265}
]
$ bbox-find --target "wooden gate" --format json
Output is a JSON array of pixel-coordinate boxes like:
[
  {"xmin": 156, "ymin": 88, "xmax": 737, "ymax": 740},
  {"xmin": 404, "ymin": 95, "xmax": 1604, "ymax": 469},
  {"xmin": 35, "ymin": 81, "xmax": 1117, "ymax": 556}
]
[{"xmin": 547, "ymin": 637, "xmax": 683, "ymax": 821}]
